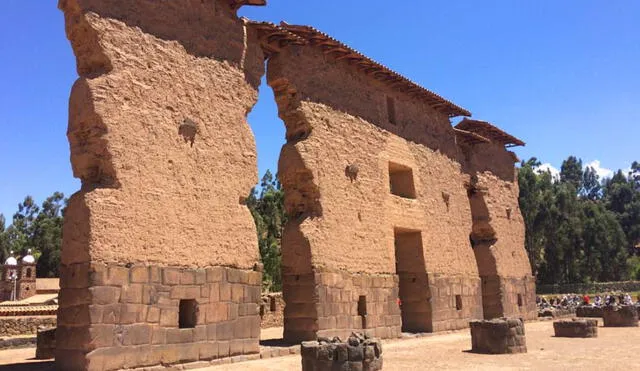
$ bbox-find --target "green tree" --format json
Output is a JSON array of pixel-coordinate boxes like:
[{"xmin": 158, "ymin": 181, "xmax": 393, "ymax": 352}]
[
  {"xmin": 247, "ymin": 170, "xmax": 286, "ymax": 292},
  {"xmin": 560, "ymin": 156, "xmax": 583, "ymax": 191},
  {"xmin": 581, "ymin": 166, "xmax": 601, "ymax": 201}
]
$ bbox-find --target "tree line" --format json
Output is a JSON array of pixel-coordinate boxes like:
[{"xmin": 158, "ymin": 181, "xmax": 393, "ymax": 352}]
[
  {"xmin": 519, "ymin": 157, "xmax": 640, "ymax": 284},
  {"xmin": 1, "ymin": 158, "xmax": 638, "ymax": 286}
]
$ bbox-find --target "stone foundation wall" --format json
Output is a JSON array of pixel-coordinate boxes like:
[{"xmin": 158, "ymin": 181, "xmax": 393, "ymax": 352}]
[
  {"xmin": 481, "ymin": 275, "xmax": 536, "ymax": 320},
  {"xmin": 429, "ymin": 274, "xmax": 483, "ymax": 332},
  {"xmin": 301, "ymin": 333, "xmax": 382, "ymax": 371},
  {"xmin": 260, "ymin": 293, "xmax": 284, "ymax": 329},
  {"xmin": 553, "ymin": 319, "xmax": 598, "ymax": 338},
  {"xmin": 56, "ymin": 264, "xmax": 261, "ymax": 370},
  {"xmin": 470, "ymin": 318, "xmax": 527, "ymax": 354},
  {"xmin": 0, "ymin": 316, "xmax": 57, "ymax": 337},
  {"xmin": 284, "ymin": 271, "xmax": 401, "ymax": 342},
  {"xmin": 602, "ymin": 305, "xmax": 639, "ymax": 327}
]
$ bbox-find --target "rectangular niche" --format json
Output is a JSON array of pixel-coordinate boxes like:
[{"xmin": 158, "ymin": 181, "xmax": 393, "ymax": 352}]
[
  {"xmin": 389, "ymin": 162, "xmax": 416, "ymax": 199},
  {"xmin": 179, "ymin": 299, "xmax": 198, "ymax": 328}
]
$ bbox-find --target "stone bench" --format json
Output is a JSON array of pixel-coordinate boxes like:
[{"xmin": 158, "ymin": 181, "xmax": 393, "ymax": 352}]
[
  {"xmin": 469, "ymin": 318, "xmax": 527, "ymax": 354},
  {"xmin": 576, "ymin": 306, "xmax": 603, "ymax": 318},
  {"xmin": 538, "ymin": 307, "xmax": 576, "ymax": 318},
  {"xmin": 35, "ymin": 327, "xmax": 56, "ymax": 360},
  {"xmin": 553, "ymin": 319, "xmax": 598, "ymax": 338},
  {"xmin": 602, "ymin": 305, "xmax": 639, "ymax": 327},
  {"xmin": 301, "ymin": 333, "xmax": 383, "ymax": 371}
]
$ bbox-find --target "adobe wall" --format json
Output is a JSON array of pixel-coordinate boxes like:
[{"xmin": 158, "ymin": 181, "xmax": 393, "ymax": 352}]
[
  {"xmin": 461, "ymin": 142, "xmax": 536, "ymax": 320},
  {"xmin": 57, "ymin": 1, "xmax": 264, "ymax": 369},
  {"xmin": 268, "ymin": 44, "xmax": 482, "ymax": 340}
]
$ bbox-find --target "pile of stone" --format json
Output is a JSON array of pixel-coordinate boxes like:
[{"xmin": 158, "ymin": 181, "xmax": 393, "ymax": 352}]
[
  {"xmin": 576, "ymin": 305, "xmax": 603, "ymax": 318},
  {"xmin": 553, "ymin": 319, "xmax": 598, "ymax": 338},
  {"xmin": 602, "ymin": 305, "xmax": 639, "ymax": 327},
  {"xmin": 301, "ymin": 332, "xmax": 383, "ymax": 371},
  {"xmin": 470, "ymin": 318, "xmax": 527, "ymax": 354},
  {"xmin": 538, "ymin": 307, "xmax": 576, "ymax": 318}
]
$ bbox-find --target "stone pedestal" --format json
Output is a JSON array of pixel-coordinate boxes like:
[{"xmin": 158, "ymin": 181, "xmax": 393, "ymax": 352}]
[
  {"xmin": 576, "ymin": 306, "xmax": 603, "ymax": 318},
  {"xmin": 469, "ymin": 318, "xmax": 526, "ymax": 354},
  {"xmin": 553, "ymin": 319, "xmax": 598, "ymax": 338},
  {"xmin": 301, "ymin": 333, "xmax": 383, "ymax": 371},
  {"xmin": 602, "ymin": 305, "xmax": 639, "ymax": 327},
  {"xmin": 35, "ymin": 327, "xmax": 56, "ymax": 360}
]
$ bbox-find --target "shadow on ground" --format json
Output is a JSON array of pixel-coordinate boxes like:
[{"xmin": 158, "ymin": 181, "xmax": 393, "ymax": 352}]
[{"xmin": 0, "ymin": 360, "xmax": 54, "ymax": 371}]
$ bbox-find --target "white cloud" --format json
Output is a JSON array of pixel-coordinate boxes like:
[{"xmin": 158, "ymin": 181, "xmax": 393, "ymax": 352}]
[
  {"xmin": 535, "ymin": 163, "xmax": 560, "ymax": 181},
  {"xmin": 585, "ymin": 160, "xmax": 613, "ymax": 179}
]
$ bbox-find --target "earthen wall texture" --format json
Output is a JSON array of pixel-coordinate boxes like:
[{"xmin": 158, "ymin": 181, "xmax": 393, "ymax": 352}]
[
  {"xmin": 60, "ymin": 0, "xmax": 263, "ymax": 269},
  {"xmin": 268, "ymin": 45, "xmax": 479, "ymax": 278},
  {"xmin": 268, "ymin": 45, "xmax": 484, "ymax": 338},
  {"xmin": 462, "ymin": 142, "xmax": 536, "ymax": 319},
  {"xmin": 58, "ymin": 1, "xmax": 265, "ymax": 369}
]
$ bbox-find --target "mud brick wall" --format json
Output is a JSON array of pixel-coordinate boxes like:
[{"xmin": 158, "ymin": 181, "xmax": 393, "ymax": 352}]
[
  {"xmin": 553, "ymin": 319, "xmax": 598, "ymax": 338},
  {"xmin": 301, "ymin": 334, "xmax": 383, "ymax": 371},
  {"xmin": 470, "ymin": 318, "xmax": 527, "ymax": 354},
  {"xmin": 57, "ymin": 264, "xmax": 261, "ymax": 370},
  {"xmin": 0, "ymin": 316, "xmax": 57, "ymax": 337},
  {"xmin": 268, "ymin": 37, "xmax": 482, "ymax": 341},
  {"xmin": 58, "ymin": 0, "xmax": 265, "ymax": 370},
  {"xmin": 602, "ymin": 305, "xmax": 639, "ymax": 327},
  {"xmin": 462, "ymin": 141, "xmax": 536, "ymax": 320}
]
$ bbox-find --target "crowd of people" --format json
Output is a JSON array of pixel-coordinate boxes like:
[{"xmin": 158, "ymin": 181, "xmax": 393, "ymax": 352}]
[{"xmin": 537, "ymin": 293, "xmax": 640, "ymax": 309}]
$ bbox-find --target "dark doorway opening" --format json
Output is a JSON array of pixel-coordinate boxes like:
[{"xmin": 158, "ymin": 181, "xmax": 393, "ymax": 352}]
[{"xmin": 394, "ymin": 228, "xmax": 431, "ymax": 333}]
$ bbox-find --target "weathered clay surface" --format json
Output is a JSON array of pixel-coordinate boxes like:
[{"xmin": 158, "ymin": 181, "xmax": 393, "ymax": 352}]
[
  {"xmin": 268, "ymin": 43, "xmax": 483, "ymax": 339},
  {"xmin": 57, "ymin": 1, "xmax": 265, "ymax": 370},
  {"xmin": 60, "ymin": 0, "xmax": 263, "ymax": 269},
  {"xmin": 462, "ymin": 141, "xmax": 536, "ymax": 320}
]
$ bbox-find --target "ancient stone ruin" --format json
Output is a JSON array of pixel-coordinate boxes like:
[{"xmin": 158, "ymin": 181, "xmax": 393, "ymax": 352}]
[
  {"xmin": 57, "ymin": 0, "xmax": 535, "ymax": 369},
  {"xmin": 553, "ymin": 319, "xmax": 598, "ymax": 338},
  {"xmin": 576, "ymin": 305, "xmax": 603, "ymax": 318},
  {"xmin": 469, "ymin": 318, "xmax": 527, "ymax": 354},
  {"xmin": 36, "ymin": 327, "xmax": 57, "ymax": 360},
  {"xmin": 602, "ymin": 305, "xmax": 639, "ymax": 327},
  {"xmin": 301, "ymin": 333, "xmax": 383, "ymax": 371}
]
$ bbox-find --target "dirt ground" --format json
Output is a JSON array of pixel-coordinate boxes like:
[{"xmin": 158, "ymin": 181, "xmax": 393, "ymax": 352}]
[{"xmin": 1, "ymin": 320, "xmax": 638, "ymax": 371}]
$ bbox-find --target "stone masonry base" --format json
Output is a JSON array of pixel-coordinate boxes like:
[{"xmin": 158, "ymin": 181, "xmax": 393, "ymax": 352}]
[
  {"xmin": 481, "ymin": 275, "xmax": 536, "ymax": 321},
  {"xmin": 470, "ymin": 317, "xmax": 527, "ymax": 354},
  {"xmin": 56, "ymin": 263, "xmax": 261, "ymax": 371}
]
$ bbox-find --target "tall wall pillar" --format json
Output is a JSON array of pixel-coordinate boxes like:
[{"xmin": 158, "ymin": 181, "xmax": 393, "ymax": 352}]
[{"xmin": 57, "ymin": 1, "xmax": 265, "ymax": 369}]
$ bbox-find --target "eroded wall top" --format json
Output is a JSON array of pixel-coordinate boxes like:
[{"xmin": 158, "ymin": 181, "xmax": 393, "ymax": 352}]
[
  {"xmin": 264, "ymin": 28, "xmax": 480, "ymax": 277},
  {"xmin": 60, "ymin": 0, "xmax": 265, "ymax": 269}
]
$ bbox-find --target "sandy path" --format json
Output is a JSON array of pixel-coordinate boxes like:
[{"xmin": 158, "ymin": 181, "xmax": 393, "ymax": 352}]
[{"xmin": 1, "ymin": 320, "xmax": 638, "ymax": 370}]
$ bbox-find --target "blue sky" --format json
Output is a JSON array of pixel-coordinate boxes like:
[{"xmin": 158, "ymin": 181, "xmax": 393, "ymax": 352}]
[{"xmin": 1, "ymin": 1, "xmax": 638, "ymax": 218}]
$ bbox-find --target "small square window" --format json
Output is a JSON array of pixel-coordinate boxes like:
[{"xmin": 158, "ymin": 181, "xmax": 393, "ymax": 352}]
[
  {"xmin": 389, "ymin": 162, "xmax": 416, "ymax": 199},
  {"xmin": 179, "ymin": 299, "xmax": 198, "ymax": 328},
  {"xmin": 455, "ymin": 295, "xmax": 463, "ymax": 311}
]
